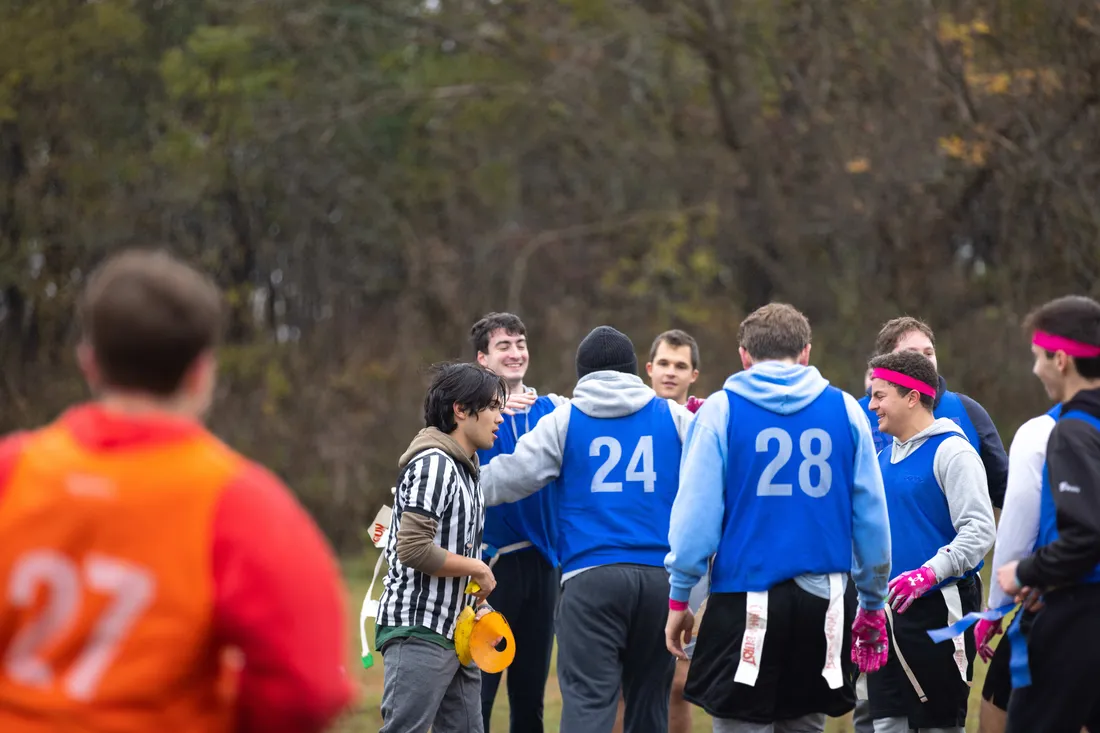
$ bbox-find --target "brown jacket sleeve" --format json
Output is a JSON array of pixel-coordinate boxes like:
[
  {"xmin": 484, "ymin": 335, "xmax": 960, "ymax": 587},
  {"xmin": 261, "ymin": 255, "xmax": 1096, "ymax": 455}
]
[{"xmin": 396, "ymin": 511, "xmax": 448, "ymax": 574}]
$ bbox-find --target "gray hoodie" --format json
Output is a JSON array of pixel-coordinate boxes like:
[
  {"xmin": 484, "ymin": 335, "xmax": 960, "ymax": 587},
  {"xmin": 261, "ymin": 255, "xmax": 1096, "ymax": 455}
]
[
  {"xmin": 886, "ymin": 417, "xmax": 997, "ymax": 581},
  {"xmin": 480, "ymin": 371, "xmax": 694, "ymax": 508}
]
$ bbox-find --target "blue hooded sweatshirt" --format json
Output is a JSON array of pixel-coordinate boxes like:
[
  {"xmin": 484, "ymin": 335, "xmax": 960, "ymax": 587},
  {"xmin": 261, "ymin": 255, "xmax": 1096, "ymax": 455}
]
[{"xmin": 665, "ymin": 362, "xmax": 892, "ymax": 610}]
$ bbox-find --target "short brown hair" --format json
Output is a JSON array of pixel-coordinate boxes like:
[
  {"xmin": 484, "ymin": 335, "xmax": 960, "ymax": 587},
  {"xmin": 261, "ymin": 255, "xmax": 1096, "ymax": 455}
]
[
  {"xmin": 874, "ymin": 316, "xmax": 935, "ymax": 356},
  {"xmin": 469, "ymin": 312, "xmax": 526, "ymax": 355},
  {"xmin": 868, "ymin": 350, "xmax": 937, "ymax": 409},
  {"xmin": 1023, "ymin": 296, "xmax": 1100, "ymax": 379},
  {"xmin": 649, "ymin": 329, "xmax": 700, "ymax": 370},
  {"xmin": 738, "ymin": 303, "xmax": 811, "ymax": 361},
  {"xmin": 78, "ymin": 249, "xmax": 224, "ymax": 396}
]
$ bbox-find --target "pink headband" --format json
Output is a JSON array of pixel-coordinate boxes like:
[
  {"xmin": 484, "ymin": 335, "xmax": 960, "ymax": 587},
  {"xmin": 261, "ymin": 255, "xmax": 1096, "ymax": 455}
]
[
  {"xmin": 1032, "ymin": 330, "xmax": 1100, "ymax": 359},
  {"xmin": 871, "ymin": 368, "xmax": 936, "ymax": 397}
]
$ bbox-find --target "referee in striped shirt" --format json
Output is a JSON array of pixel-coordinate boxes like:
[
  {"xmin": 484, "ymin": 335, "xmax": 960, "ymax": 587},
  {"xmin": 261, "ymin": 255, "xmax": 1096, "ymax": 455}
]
[{"xmin": 376, "ymin": 363, "xmax": 507, "ymax": 733}]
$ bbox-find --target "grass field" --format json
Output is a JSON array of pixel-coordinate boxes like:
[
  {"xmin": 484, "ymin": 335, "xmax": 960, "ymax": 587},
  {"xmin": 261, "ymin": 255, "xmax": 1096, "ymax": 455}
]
[{"xmin": 336, "ymin": 553, "xmax": 992, "ymax": 732}]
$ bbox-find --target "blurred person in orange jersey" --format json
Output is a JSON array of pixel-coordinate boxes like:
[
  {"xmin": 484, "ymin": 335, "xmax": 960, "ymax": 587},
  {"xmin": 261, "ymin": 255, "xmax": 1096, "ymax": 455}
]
[{"xmin": 0, "ymin": 249, "xmax": 353, "ymax": 733}]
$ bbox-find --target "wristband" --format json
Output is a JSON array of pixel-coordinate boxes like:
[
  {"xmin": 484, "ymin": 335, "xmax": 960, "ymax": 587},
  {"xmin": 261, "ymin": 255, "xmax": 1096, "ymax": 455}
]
[{"xmin": 669, "ymin": 598, "xmax": 688, "ymax": 612}]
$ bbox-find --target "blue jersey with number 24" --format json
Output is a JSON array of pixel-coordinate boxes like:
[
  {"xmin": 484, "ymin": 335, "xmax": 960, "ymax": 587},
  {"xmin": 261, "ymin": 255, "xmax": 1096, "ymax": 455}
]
[
  {"xmin": 557, "ymin": 397, "xmax": 682, "ymax": 575},
  {"xmin": 711, "ymin": 387, "xmax": 855, "ymax": 593}
]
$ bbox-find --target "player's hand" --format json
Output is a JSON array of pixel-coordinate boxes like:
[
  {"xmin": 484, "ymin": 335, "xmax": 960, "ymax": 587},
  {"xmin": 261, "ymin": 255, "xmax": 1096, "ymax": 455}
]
[
  {"xmin": 665, "ymin": 608, "xmax": 695, "ymax": 660},
  {"xmin": 503, "ymin": 391, "xmax": 537, "ymax": 415},
  {"xmin": 1015, "ymin": 586, "xmax": 1044, "ymax": 613},
  {"xmin": 851, "ymin": 607, "xmax": 889, "ymax": 673},
  {"xmin": 467, "ymin": 561, "xmax": 496, "ymax": 602},
  {"xmin": 474, "ymin": 603, "xmax": 504, "ymax": 647},
  {"xmin": 997, "ymin": 561, "xmax": 1021, "ymax": 596},
  {"xmin": 886, "ymin": 566, "xmax": 937, "ymax": 614},
  {"xmin": 974, "ymin": 617, "xmax": 1003, "ymax": 663}
]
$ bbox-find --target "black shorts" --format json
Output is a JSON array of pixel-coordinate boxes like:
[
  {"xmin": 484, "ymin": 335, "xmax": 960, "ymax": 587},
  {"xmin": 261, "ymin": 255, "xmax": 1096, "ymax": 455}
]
[
  {"xmin": 981, "ymin": 609, "xmax": 1035, "ymax": 711},
  {"xmin": 683, "ymin": 578, "xmax": 857, "ymax": 723},
  {"xmin": 1006, "ymin": 584, "xmax": 1100, "ymax": 733},
  {"xmin": 867, "ymin": 576, "xmax": 980, "ymax": 729}
]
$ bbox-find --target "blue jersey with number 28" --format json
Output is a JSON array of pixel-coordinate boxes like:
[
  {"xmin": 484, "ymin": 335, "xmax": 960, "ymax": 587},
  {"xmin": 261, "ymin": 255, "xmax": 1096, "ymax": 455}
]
[
  {"xmin": 711, "ymin": 387, "xmax": 855, "ymax": 593},
  {"xmin": 557, "ymin": 397, "xmax": 682, "ymax": 575}
]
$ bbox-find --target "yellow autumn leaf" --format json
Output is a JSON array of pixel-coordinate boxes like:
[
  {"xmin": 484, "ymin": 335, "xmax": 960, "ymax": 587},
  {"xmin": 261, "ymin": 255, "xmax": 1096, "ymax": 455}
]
[
  {"xmin": 938, "ymin": 136, "xmax": 967, "ymax": 159},
  {"xmin": 985, "ymin": 73, "xmax": 1010, "ymax": 94},
  {"xmin": 846, "ymin": 157, "xmax": 871, "ymax": 174},
  {"xmin": 971, "ymin": 19, "xmax": 991, "ymax": 34}
]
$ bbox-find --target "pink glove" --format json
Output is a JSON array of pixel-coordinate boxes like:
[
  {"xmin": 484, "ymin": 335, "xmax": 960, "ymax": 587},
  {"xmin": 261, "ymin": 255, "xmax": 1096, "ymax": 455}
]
[
  {"xmin": 974, "ymin": 617, "xmax": 1003, "ymax": 663},
  {"xmin": 851, "ymin": 607, "xmax": 888, "ymax": 673},
  {"xmin": 886, "ymin": 566, "xmax": 938, "ymax": 614}
]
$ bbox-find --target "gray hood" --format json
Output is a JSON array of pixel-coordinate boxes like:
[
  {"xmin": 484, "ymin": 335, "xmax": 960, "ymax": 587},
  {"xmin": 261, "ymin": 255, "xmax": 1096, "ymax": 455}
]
[
  {"xmin": 887, "ymin": 417, "xmax": 966, "ymax": 463},
  {"xmin": 571, "ymin": 371, "xmax": 663, "ymax": 418}
]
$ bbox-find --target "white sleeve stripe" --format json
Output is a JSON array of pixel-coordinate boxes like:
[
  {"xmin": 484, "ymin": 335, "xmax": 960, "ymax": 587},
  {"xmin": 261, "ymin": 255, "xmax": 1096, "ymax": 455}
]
[{"xmin": 987, "ymin": 415, "xmax": 1055, "ymax": 608}]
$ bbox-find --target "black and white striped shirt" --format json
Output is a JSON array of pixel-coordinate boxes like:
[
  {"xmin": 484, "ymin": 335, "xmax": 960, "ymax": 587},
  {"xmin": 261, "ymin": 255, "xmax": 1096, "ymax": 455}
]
[{"xmin": 377, "ymin": 448, "xmax": 484, "ymax": 638}]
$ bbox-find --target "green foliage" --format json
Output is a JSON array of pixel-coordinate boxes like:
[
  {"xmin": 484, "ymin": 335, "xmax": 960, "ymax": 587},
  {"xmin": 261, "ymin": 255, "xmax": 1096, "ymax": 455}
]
[{"xmin": 2, "ymin": 0, "xmax": 1098, "ymax": 552}]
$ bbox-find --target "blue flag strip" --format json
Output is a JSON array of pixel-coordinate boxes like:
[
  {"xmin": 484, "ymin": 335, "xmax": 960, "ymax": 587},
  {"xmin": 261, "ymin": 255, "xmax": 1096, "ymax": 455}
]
[{"xmin": 925, "ymin": 602, "xmax": 1016, "ymax": 643}]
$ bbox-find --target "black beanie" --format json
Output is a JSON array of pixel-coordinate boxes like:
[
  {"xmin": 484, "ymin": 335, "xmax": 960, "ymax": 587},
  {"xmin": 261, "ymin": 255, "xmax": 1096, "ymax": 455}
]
[{"xmin": 576, "ymin": 326, "xmax": 638, "ymax": 379}]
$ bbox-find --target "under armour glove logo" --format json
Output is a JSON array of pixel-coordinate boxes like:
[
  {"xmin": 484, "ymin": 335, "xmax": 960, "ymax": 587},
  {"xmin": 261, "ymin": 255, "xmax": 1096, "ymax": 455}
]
[{"xmin": 886, "ymin": 566, "xmax": 938, "ymax": 614}]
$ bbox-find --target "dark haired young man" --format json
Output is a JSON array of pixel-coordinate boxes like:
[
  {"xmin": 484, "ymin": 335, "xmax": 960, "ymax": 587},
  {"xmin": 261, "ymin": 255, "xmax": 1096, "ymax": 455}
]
[
  {"xmin": 467, "ymin": 312, "xmax": 567, "ymax": 733},
  {"xmin": 865, "ymin": 350, "xmax": 995, "ymax": 733},
  {"xmin": 480, "ymin": 326, "xmax": 697, "ymax": 733},
  {"xmin": 858, "ymin": 316, "xmax": 1008, "ymax": 508},
  {"xmin": 996, "ymin": 295, "xmax": 1100, "ymax": 733},
  {"xmin": 375, "ymin": 362, "xmax": 506, "ymax": 733},
  {"xmin": 666, "ymin": 303, "xmax": 892, "ymax": 733},
  {"xmin": 0, "ymin": 250, "xmax": 353, "ymax": 733}
]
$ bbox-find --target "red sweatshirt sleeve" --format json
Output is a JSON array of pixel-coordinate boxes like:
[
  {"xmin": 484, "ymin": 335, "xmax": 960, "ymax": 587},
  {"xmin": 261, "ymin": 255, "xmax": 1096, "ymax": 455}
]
[
  {"xmin": 211, "ymin": 461, "xmax": 354, "ymax": 733},
  {"xmin": 0, "ymin": 432, "xmax": 27, "ymax": 502}
]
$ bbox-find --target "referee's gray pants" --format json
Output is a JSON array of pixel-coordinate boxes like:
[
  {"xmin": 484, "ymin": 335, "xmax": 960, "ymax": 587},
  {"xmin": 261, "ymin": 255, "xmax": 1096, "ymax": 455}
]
[{"xmin": 556, "ymin": 563, "xmax": 675, "ymax": 733}]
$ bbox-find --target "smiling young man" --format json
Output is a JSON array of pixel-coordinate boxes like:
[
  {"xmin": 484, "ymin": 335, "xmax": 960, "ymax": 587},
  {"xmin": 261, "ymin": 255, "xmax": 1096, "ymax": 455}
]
[
  {"xmin": 376, "ymin": 362, "xmax": 506, "ymax": 733},
  {"xmin": 469, "ymin": 313, "xmax": 567, "ymax": 733},
  {"xmin": 0, "ymin": 250, "xmax": 353, "ymax": 733},
  {"xmin": 995, "ymin": 296, "xmax": 1100, "ymax": 733},
  {"xmin": 665, "ymin": 303, "xmax": 892, "ymax": 733},
  {"xmin": 858, "ymin": 317, "xmax": 1008, "ymax": 509},
  {"xmin": 865, "ymin": 350, "xmax": 995, "ymax": 733}
]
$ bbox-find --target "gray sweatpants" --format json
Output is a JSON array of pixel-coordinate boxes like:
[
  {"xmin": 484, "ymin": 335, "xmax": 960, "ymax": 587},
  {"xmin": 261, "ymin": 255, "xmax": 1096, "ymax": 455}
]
[
  {"xmin": 855, "ymin": 679, "xmax": 961, "ymax": 733},
  {"xmin": 712, "ymin": 713, "xmax": 826, "ymax": 733},
  {"xmin": 854, "ymin": 694, "xmax": 874, "ymax": 733},
  {"xmin": 379, "ymin": 636, "xmax": 483, "ymax": 733},
  {"xmin": 556, "ymin": 564, "xmax": 675, "ymax": 733}
]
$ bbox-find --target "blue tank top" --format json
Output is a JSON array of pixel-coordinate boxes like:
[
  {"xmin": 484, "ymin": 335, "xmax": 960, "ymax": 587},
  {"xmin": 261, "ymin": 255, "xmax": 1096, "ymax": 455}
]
[
  {"xmin": 476, "ymin": 395, "xmax": 559, "ymax": 566},
  {"xmin": 557, "ymin": 398, "xmax": 682, "ymax": 575},
  {"xmin": 710, "ymin": 387, "xmax": 855, "ymax": 593},
  {"xmin": 1036, "ymin": 406, "xmax": 1100, "ymax": 585},
  {"xmin": 878, "ymin": 431, "xmax": 980, "ymax": 582},
  {"xmin": 859, "ymin": 389, "xmax": 979, "ymax": 455}
]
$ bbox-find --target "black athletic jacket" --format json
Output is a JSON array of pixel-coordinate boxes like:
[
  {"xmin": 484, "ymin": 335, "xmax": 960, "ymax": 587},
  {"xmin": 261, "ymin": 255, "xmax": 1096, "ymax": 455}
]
[{"xmin": 1017, "ymin": 387, "xmax": 1100, "ymax": 589}]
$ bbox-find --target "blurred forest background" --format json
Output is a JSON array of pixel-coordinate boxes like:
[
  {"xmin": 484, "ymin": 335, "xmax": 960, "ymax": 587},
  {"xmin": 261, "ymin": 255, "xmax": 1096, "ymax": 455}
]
[{"xmin": 2, "ymin": 0, "xmax": 1099, "ymax": 554}]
